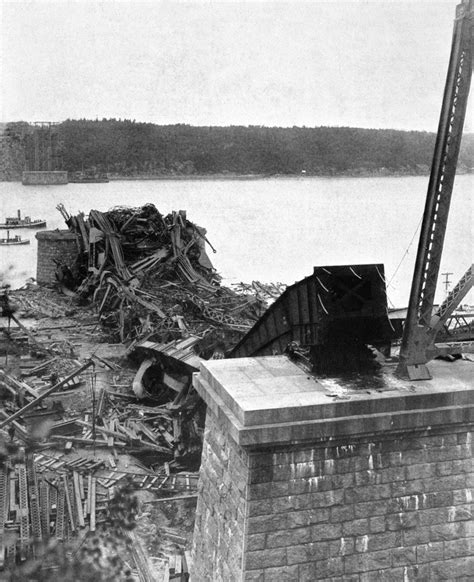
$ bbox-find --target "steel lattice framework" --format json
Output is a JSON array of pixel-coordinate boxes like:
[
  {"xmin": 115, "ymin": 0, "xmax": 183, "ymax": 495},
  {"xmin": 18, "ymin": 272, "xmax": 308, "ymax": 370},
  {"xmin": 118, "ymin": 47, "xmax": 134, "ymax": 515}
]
[{"xmin": 397, "ymin": 0, "xmax": 474, "ymax": 379}]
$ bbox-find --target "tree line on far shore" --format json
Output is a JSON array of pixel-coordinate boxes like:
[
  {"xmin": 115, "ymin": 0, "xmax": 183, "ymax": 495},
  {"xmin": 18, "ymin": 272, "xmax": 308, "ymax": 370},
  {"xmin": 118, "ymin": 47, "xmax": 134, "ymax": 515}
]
[{"xmin": 1, "ymin": 119, "xmax": 473, "ymax": 179}]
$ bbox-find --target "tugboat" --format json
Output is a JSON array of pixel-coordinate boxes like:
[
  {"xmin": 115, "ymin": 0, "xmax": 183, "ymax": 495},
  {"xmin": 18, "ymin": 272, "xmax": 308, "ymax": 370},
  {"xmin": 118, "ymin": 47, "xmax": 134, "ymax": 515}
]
[
  {"xmin": 0, "ymin": 231, "xmax": 30, "ymax": 246},
  {"xmin": 0, "ymin": 210, "xmax": 46, "ymax": 229}
]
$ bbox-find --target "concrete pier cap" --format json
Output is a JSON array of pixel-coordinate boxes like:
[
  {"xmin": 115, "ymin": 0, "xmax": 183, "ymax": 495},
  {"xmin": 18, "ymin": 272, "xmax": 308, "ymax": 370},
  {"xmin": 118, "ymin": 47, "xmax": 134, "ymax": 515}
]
[{"xmin": 191, "ymin": 355, "xmax": 474, "ymax": 581}]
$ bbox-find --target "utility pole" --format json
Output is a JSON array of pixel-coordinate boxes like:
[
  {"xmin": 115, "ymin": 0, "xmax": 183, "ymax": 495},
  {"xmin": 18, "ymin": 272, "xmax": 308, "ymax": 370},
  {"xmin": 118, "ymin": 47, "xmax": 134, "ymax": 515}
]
[{"xmin": 441, "ymin": 272, "xmax": 453, "ymax": 298}]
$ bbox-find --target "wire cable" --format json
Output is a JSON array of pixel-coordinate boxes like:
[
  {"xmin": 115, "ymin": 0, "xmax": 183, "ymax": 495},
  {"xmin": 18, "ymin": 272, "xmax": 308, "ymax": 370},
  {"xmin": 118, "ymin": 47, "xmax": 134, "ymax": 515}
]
[{"xmin": 387, "ymin": 216, "xmax": 423, "ymax": 291}]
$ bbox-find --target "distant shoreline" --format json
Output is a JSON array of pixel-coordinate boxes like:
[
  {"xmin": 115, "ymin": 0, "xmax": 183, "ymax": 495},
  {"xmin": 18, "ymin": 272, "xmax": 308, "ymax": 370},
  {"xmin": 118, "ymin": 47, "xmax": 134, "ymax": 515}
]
[
  {"xmin": 106, "ymin": 170, "xmax": 433, "ymax": 180},
  {"xmin": 2, "ymin": 168, "xmax": 473, "ymax": 183},
  {"xmin": 106, "ymin": 167, "xmax": 474, "ymax": 181},
  {"xmin": 107, "ymin": 173, "xmax": 269, "ymax": 181}
]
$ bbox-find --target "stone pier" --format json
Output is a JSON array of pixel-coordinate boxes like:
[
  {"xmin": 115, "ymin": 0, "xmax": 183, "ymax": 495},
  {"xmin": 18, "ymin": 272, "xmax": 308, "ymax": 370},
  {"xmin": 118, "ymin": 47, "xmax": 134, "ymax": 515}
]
[
  {"xmin": 191, "ymin": 356, "xmax": 473, "ymax": 581},
  {"xmin": 22, "ymin": 171, "xmax": 68, "ymax": 185},
  {"xmin": 36, "ymin": 230, "xmax": 79, "ymax": 285}
]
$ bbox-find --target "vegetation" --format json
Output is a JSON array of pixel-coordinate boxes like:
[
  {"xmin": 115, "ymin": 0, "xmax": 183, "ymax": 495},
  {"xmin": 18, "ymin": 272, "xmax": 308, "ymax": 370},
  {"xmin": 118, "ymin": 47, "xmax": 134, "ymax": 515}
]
[{"xmin": 1, "ymin": 119, "xmax": 473, "ymax": 179}]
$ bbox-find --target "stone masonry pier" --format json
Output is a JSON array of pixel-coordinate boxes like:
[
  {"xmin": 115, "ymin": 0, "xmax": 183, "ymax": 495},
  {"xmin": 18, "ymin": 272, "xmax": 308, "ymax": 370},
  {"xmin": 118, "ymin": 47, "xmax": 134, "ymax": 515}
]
[
  {"xmin": 191, "ymin": 356, "xmax": 473, "ymax": 581},
  {"xmin": 22, "ymin": 171, "xmax": 68, "ymax": 185},
  {"xmin": 36, "ymin": 230, "xmax": 79, "ymax": 285}
]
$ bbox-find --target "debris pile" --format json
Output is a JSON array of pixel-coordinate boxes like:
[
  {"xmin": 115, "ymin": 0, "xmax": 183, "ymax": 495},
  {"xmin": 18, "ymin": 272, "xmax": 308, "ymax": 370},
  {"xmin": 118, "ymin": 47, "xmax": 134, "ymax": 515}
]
[
  {"xmin": 0, "ymin": 351, "xmax": 199, "ymax": 579},
  {"xmin": 0, "ymin": 204, "xmax": 287, "ymax": 578},
  {"xmin": 56, "ymin": 203, "xmax": 271, "ymax": 352}
]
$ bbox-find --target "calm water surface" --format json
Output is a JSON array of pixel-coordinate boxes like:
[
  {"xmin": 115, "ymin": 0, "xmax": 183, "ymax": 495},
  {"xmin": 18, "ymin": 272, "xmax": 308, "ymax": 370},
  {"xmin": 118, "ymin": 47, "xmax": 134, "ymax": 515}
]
[{"xmin": 0, "ymin": 175, "xmax": 472, "ymax": 308}]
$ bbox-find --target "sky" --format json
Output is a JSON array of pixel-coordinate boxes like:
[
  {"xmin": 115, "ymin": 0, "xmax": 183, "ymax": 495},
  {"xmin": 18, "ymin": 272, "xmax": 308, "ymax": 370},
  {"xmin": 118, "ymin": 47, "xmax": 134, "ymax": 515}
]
[{"xmin": 1, "ymin": 0, "xmax": 472, "ymax": 132}]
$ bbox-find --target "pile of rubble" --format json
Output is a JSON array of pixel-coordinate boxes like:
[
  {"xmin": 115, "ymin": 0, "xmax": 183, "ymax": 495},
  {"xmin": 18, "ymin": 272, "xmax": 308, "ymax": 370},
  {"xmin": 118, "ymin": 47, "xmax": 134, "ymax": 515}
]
[
  {"xmin": 0, "ymin": 325, "xmax": 199, "ymax": 580},
  {"xmin": 56, "ymin": 203, "xmax": 282, "ymax": 351},
  {"xmin": 51, "ymin": 202, "xmax": 285, "ymax": 445},
  {"xmin": 0, "ymin": 203, "xmax": 287, "ymax": 579}
]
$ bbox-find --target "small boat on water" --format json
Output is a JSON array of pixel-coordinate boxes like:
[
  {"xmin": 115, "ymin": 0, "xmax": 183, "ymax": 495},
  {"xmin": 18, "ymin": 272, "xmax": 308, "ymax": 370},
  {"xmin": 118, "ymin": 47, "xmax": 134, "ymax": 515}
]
[
  {"xmin": 0, "ymin": 210, "xmax": 46, "ymax": 229},
  {"xmin": 0, "ymin": 232, "xmax": 30, "ymax": 246}
]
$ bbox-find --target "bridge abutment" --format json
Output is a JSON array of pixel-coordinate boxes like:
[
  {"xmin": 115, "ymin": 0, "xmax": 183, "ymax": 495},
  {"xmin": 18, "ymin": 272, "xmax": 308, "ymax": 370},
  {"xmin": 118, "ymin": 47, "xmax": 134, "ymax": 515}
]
[{"xmin": 191, "ymin": 356, "xmax": 473, "ymax": 581}]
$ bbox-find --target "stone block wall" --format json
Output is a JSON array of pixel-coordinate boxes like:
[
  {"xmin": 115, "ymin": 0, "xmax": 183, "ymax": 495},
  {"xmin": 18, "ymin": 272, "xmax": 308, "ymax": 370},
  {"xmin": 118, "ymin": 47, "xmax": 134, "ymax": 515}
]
[
  {"xmin": 36, "ymin": 230, "xmax": 79, "ymax": 284},
  {"xmin": 193, "ymin": 408, "xmax": 249, "ymax": 581},
  {"xmin": 243, "ymin": 426, "xmax": 472, "ymax": 581},
  {"xmin": 193, "ymin": 410, "xmax": 473, "ymax": 581}
]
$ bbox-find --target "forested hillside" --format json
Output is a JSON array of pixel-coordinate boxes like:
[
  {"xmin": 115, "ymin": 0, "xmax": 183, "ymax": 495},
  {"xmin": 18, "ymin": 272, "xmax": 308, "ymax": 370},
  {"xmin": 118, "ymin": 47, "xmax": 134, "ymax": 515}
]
[{"xmin": 1, "ymin": 119, "xmax": 473, "ymax": 180}]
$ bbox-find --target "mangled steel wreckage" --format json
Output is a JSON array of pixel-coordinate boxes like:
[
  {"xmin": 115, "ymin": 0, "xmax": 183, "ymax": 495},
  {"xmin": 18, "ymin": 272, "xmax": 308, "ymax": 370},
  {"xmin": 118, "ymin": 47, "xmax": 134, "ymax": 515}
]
[
  {"xmin": 55, "ymin": 203, "xmax": 283, "ymax": 396},
  {"xmin": 0, "ymin": 203, "xmax": 287, "ymax": 577}
]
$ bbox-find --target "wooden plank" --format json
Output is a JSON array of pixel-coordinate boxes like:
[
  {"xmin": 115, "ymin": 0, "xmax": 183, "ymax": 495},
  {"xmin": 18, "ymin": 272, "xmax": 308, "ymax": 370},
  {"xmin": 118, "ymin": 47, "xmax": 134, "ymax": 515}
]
[
  {"xmin": 73, "ymin": 472, "xmax": 85, "ymax": 528},
  {"xmin": 106, "ymin": 419, "xmax": 115, "ymax": 448},
  {"xmin": 20, "ymin": 357, "xmax": 58, "ymax": 376},
  {"xmin": 62, "ymin": 476, "xmax": 76, "ymax": 533},
  {"xmin": 169, "ymin": 554, "xmax": 176, "ymax": 575},
  {"xmin": 50, "ymin": 435, "xmax": 110, "ymax": 447},
  {"xmin": 115, "ymin": 423, "xmax": 136, "ymax": 440},
  {"xmin": 0, "ymin": 410, "xmax": 27, "ymax": 438},
  {"xmin": 89, "ymin": 478, "xmax": 96, "ymax": 532},
  {"xmin": 8, "ymin": 314, "xmax": 49, "ymax": 355},
  {"xmin": 135, "ymin": 421, "xmax": 159, "ymax": 444},
  {"xmin": 160, "ymin": 429, "xmax": 174, "ymax": 446},
  {"xmin": 79, "ymin": 474, "xmax": 85, "ymax": 500},
  {"xmin": 143, "ymin": 494, "xmax": 198, "ymax": 503},
  {"xmin": 85, "ymin": 474, "xmax": 92, "ymax": 516},
  {"xmin": 183, "ymin": 550, "xmax": 193, "ymax": 574},
  {"xmin": 0, "ymin": 360, "xmax": 94, "ymax": 430},
  {"xmin": 0, "ymin": 370, "xmax": 39, "ymax": 399},
  {"xmin": 126, "ymin": 529, "xmax": 155, "ymax": 582},
  {"xmin": 175, "ymin": 555, "xmax": 182, "ymax": 574}
]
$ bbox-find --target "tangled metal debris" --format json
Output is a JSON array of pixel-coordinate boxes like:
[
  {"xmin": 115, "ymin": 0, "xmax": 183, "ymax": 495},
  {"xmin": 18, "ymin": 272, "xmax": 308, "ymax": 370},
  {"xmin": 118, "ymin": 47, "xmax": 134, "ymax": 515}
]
[
  {"xmin": 0, "ymin": 203, "xmax": 287, "ymax": 577},
  {"xmin": 0, "ymin": 349, "xmax": 200, "ymax": 578},
  {"xmin": 56, "ymin": 203, "xmax": 277, "ymax": 354}
]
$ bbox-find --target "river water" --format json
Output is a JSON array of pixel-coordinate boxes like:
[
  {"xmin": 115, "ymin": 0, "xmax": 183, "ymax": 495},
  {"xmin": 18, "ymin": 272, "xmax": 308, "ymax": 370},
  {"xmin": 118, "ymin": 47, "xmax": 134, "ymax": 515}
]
[{"xmin": 0, "ymin": 175, "xmax": 472, "ymax": 308}]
